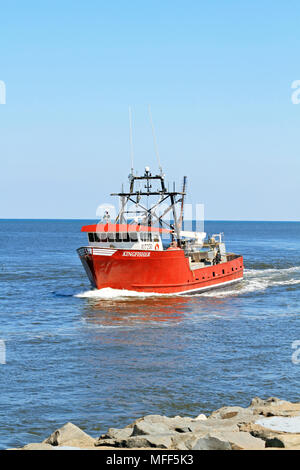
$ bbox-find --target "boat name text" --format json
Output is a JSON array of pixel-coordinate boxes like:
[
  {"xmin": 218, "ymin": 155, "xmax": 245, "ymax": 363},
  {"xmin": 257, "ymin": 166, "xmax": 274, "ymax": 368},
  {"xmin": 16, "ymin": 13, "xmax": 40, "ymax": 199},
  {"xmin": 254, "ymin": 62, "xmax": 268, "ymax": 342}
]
[{"xmin": 122, "ymin": 252, "xmax": 150, "ymax": 257}]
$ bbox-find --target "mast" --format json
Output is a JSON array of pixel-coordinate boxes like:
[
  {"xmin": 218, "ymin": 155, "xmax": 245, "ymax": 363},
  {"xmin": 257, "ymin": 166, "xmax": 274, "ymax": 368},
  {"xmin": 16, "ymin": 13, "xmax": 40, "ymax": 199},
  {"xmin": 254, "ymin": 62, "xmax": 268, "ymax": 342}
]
[
  {"xmin": 113, "ymin": 167, "xmax": 186, "ymax": 245},
  {"xmin": 114, "ymin": 109, "xmax": 186, "ymax": 242}
]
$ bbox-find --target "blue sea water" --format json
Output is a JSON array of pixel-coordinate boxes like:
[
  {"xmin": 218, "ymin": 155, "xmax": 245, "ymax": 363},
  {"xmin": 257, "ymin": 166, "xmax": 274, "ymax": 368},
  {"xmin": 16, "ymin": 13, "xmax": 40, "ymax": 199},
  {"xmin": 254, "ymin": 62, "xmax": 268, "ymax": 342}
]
[{"xmin": 0, "ymin": 219, "xmax": 300, "ymax": 449}]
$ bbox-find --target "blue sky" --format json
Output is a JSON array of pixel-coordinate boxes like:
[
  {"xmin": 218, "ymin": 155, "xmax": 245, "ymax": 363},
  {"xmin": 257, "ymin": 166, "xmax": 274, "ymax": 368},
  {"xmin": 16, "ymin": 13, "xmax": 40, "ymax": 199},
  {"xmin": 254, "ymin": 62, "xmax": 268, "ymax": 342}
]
[{"xmin": 0, "ymin": 0, "xmax": 299, "ymax": 220}]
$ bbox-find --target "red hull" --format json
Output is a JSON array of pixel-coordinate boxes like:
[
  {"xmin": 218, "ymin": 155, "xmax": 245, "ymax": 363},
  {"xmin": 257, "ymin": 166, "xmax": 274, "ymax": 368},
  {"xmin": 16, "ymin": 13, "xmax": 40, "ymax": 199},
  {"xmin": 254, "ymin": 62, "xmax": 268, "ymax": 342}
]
[{"xmin": 77, "ymin": 247, "xmax": 244, "ymax": 295}]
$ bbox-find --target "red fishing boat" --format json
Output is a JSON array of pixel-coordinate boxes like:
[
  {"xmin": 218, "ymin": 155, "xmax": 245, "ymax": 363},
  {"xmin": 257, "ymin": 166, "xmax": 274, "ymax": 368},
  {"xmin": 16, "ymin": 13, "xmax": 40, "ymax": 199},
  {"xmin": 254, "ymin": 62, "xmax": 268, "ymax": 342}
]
[{"xmin": 77, "ymin": 167, "xmax": 243, "ymax": 294}]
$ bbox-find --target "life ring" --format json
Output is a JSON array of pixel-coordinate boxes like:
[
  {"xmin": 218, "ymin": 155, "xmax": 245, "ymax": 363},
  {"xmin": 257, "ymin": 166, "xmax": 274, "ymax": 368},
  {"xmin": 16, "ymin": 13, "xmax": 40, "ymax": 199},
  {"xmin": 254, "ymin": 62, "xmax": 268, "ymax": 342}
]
[{"xmin": 155, "ymin": 243, "xmax": 160, "ymax": 251}]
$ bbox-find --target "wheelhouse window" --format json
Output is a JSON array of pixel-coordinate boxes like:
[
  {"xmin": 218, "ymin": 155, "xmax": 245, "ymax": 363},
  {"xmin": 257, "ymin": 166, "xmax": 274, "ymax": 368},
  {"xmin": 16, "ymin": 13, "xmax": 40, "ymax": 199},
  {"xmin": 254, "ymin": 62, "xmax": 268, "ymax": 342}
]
[
  {"xmin": 129, "ymin": 233, "xmax": 138, "ymax": 242},
  {"xmin": 88, "ymin": 231, "xmax": 137, "ymax": 243},
  {"xmin": 140, "ymin": 232, "xmax": 152, "ymax": 242},
  {"xmin": 113, "ymin": 232, "xmax": 130, "ymax": 242},
  {"xmin": 122, "ymin": 233, "xmax": 130, "ymax": 242}
]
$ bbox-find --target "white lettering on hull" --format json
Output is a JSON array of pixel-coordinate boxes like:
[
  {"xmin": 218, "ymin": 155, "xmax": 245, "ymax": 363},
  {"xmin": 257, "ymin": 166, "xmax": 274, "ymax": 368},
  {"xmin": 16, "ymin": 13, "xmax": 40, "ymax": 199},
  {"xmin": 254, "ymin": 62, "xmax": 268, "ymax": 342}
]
[{"xmin": 122, "ymin": 252, "xmax": 150, "ymax": 257}]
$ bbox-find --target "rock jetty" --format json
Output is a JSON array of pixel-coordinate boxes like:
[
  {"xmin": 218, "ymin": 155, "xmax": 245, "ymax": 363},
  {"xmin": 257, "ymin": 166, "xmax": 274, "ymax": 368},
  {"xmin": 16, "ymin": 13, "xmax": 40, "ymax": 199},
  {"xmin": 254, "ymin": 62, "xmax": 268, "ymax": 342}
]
[{"xmin": 11, "ymin": 397, "xmax": 300, "ymax": 450}]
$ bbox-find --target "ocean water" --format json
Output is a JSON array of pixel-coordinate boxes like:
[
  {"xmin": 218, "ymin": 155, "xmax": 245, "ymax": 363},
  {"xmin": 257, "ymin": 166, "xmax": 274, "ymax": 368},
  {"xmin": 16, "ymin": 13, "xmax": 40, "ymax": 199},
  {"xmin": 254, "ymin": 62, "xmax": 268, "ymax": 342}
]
[{"xmin": 0, "ymin": 219, "xmax": 300, "ymax": 449}]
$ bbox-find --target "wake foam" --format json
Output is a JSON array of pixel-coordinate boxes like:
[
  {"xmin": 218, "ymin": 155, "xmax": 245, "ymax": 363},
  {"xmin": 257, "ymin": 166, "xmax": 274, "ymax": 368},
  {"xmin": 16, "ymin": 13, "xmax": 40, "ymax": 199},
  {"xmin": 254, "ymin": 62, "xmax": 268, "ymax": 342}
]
[
  {"xmin": 74, "ymin": 266, "xmax": 300, "ymax": 300},
  {"xmin": 75, "ymin": 287, "xmax": 171, "ymax": 299},
  {"xmin": 199, "ymin": 266, "xmax": 300, "ymax": 298}
]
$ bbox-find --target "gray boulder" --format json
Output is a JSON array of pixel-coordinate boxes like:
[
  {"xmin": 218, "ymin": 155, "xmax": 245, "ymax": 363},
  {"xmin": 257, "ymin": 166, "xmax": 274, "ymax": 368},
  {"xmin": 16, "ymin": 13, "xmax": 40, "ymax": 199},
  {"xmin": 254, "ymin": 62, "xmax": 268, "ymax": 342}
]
[
  {"xmin": 240, "ymin": 422, "xmax": 300, "ymax": 449},
  {"xmin": 43, "ymin": 422, "xmax": 95, "ymax": 448},
  {"xmin": 20, "ymin": 443, "xmax": 55, "ymax": 451},
  {"xmin": 265, "ymin": 434, "xmax": 300, "ymax": 449},
  {"xmin": 171, "ymin": 432, "xmax": 204, "ymax": 450},
  {"xmin": 209, "ymin": 405, "xmax": 254, "ymax": 421},
  {"xmin": 131, "ymin": 420, "xmax": 174, "ymax": 436},
  {"xmin": 100, "ymin": 427, "xmax": 132, "ymax": 440},
  {"xmin": 250, "ymin": 397, "xmax": 284, "ymax": 407},
  {"xmin": 122, "ymin": 434, "xmax": 173, "ymax": 449},
  {"xmin": 94, "ymin": 438, "xmax": 120, "ymax": 447},
  {"xmin": 192, "ymin": 434, "xmax": 232, "ymax": 450},
  {"xmin": 130, "ymin": 414, "xmax": 196, "ymax": 434},
  {"xmin": 192, "ymin": 431, "xmax": 265, "ymax": 450},
  {"xmin": 249, "ymin": 397, "xmax": 300, "ymax": 417},
  {"xmin": 188, "ymin": 418, "xmax": 239, "ymax": 434}
]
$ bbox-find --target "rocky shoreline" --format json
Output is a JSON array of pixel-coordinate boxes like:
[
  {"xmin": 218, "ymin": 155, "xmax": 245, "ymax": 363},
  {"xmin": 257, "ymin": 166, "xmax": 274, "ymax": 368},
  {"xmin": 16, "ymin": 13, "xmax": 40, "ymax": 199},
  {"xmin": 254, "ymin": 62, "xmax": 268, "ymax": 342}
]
[{"xmin": 10, "ymin": 397, "xmax": 300, "ymax": 450}]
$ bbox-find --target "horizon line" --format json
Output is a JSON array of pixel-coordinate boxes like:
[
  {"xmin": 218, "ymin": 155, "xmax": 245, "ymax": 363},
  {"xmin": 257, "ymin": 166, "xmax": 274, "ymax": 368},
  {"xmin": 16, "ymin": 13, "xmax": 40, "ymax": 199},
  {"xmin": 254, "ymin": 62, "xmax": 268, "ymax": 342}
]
[{"xmin": 0, "ymin": 218, "xmax": 299, "ymax": 223}]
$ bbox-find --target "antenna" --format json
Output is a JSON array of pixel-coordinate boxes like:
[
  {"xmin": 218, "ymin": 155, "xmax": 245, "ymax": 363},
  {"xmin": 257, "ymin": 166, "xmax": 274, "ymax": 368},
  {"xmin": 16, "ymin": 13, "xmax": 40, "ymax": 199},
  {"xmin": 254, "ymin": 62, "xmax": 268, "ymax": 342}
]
[
  {"xmin": 148, "ymin": 105, "xmax": 163, "ymax": 175},
  {"xmin": 178, "ymin": 176, "xmax": 187, "ymax": 231},
  {"xmin": 129, "ymin": 106, "xmax": 134, "ymax": 175}
]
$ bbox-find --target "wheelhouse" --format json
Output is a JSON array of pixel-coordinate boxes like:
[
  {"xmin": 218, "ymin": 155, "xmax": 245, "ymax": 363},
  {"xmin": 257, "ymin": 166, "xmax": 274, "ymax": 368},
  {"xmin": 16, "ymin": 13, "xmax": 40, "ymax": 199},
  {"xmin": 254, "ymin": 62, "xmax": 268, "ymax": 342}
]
[{"xmin": 81, "ymin": 223, "xmax": 171, "ymax": 251}]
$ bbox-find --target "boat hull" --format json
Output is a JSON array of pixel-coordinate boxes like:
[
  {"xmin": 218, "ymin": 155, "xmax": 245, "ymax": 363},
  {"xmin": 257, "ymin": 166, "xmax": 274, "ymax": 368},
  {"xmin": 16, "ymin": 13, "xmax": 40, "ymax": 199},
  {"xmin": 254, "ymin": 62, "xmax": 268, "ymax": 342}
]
[{"xmin": 77, "ymin": 247, "xmax": 244, "ymax": 295}]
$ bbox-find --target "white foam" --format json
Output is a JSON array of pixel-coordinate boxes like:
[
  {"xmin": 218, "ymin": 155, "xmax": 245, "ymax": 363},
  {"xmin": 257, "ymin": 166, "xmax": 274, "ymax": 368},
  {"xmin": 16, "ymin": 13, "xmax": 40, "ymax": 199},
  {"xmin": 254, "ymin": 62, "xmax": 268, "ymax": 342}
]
[
  {"xmin": 274, "ymin": 279, "xmax": 300, "ymax": 286},
  {"xmin": 198, "ymin": 266, "xmax": 300, "ymax": 298},
  {"xmin": 75, "ymin": 287, "xmax": 171, "ymax": 299},
  {"xmin": 75, "ymin": 266, "xmax": 300, "ymax": 300}
]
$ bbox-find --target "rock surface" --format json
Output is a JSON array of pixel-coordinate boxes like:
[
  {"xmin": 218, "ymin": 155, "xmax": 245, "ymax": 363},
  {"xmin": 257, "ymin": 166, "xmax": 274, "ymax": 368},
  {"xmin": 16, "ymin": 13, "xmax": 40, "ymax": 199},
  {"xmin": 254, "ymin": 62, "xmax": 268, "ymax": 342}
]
[
  {"xmin": 192, "ymin": 431, "xmax": 265, "ymax": 450},
  {"xmin": 11, "ymin": 397, "xmax": 300, "ymax": 450},
  {"xmin": 43, "ymin": 422, "xmax": 95, "ymax": 448}
]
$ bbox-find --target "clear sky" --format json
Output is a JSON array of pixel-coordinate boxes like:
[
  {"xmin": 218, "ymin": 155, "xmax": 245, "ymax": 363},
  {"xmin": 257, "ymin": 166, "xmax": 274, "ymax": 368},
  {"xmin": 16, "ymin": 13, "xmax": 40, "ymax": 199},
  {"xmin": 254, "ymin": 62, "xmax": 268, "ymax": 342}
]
[{"xmin": 0, "ymin": 0, "xmax": 299, "ymax": 220}]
